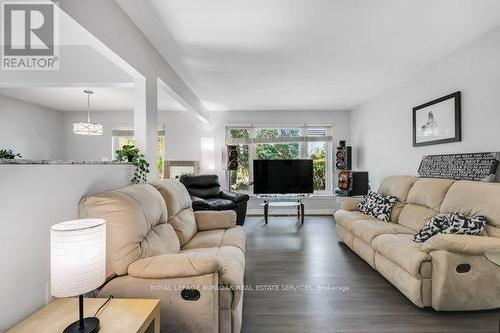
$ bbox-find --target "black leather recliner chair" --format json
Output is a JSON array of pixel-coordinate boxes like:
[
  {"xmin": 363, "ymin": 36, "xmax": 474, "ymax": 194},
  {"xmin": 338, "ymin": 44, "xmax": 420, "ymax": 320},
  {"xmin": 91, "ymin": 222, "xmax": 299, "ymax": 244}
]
[{"xmin": 179, "ymin": 174, "xmax": 250, "ymax": 225}]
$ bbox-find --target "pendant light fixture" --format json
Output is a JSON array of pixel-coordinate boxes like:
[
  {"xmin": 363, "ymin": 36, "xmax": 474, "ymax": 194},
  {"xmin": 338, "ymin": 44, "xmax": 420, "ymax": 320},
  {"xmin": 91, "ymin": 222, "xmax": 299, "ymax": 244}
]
[{"xmin": 73, "ymin": 90, "xmax": 104, "ymax": 136}]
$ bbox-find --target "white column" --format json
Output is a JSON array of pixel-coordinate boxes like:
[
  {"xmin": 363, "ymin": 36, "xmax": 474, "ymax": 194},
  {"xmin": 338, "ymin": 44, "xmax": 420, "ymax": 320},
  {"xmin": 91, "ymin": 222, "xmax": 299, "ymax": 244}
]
[{"xmin": 134, "ymin": 76, "xmax": 158, "ymax": 180}]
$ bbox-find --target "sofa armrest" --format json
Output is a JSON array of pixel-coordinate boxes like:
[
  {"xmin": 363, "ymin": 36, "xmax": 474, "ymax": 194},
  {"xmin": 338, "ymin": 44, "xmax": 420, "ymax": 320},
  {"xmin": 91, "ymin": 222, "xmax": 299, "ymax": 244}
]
[
  {"xmin": 219, "ymin": 190, "xmax": 250, "ymax": 203},
  {"xmin": 421, "ymin": 234, "xmax": 500, "ymax": 255},
  {"xmin": 128, "ymin": 252, "xmax": 222, "ymax": 279},
  {"xmin": 190, "ymin": 196, "xmax": 210, "ymax": 210},
  {"xmin": 340, "ymin": 196, "xmax": 364, "ymax": 211},
  {"xmin": 194, "ymin": 210, "xmax": 237, "ymax": 230}
]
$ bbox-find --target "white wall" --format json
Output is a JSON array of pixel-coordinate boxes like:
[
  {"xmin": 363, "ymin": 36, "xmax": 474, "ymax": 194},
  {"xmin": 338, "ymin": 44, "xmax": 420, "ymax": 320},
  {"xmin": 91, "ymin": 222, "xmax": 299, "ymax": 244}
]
[
  {"xmin": 0, "ymin": 97, "xmax": 134, "ymax": 331},
  {"xmin": 0, "ymin": 164, "xmax": 132, "ymax": 331},
  {"xmin": 63, "ymin": 109, "xmax": 350, "ymax": 213},
  {"xmin": 63, "ymin": 109, "xmax": 351, "ymax": 178},
  {"xmin": 62, "ymin": 111, "xmax": 134, "ymax": 161},
  {"xmin": 164, "ymin": 109, "xmax": 351, "ymax": 175},
  {"xmin": 0, "ymin": 95, "xmax": 65, "ymax": 160},
  {"xmin": 350, "ymin": 26, "xmax": 500, "ymax": 189}
]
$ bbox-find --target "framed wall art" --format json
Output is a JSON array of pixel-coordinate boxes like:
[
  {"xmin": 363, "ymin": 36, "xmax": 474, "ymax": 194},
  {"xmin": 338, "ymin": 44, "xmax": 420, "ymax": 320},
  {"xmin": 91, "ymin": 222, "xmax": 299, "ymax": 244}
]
[{"xmin": 413, "ymin": 91, "xmax": 461, "ymax": 147}]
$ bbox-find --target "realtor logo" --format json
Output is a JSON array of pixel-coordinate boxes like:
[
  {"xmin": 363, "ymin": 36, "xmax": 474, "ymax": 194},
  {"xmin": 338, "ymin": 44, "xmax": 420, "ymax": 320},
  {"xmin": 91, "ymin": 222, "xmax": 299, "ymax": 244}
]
[{"xmin": 2, "ymin": 2, "xmax": 59, "ymax": 70}]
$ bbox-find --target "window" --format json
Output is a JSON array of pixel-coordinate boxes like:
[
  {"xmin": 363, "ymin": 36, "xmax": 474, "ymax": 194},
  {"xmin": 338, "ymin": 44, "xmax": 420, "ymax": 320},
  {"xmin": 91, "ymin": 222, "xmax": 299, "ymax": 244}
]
[
  {"xmin": 307, "ymin": 128, "xmax": 329, "ymax": 192},
  {"xmin": 226, "ymin": 125, "xmax": 332, "ymax": 194},
  {"xmin": 255, "ymin": 128, "xmax": 301, "ymax": 160},
  {"xmin": 228, "ymin": 129, "xmax": 250, "ymax": 192},
  {"xmin": 112, "ymin": 128, "xmax": 166, "ymax": 179}
]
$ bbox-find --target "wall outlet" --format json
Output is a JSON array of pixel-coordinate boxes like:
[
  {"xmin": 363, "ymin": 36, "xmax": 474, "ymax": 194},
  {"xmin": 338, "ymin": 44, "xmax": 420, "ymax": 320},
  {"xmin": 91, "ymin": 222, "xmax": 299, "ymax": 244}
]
[{"xmin": 45, "ymin": 281, "xmax": 54, "ymax": 304}]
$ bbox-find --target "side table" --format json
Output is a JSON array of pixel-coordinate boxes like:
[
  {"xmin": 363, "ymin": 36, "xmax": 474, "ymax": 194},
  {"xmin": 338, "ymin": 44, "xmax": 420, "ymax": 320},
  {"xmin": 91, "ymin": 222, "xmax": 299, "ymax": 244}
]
[
  {"xmin": 8, "ymin": 298, "xmax": 160, "ymax": 333},
  {"xmin": 484, "ymin": 249, "xmax": 500, "ymax": 267},
  {"xmin": 484, "ymin": 249, "xmax": 500, "ymax": 332}
]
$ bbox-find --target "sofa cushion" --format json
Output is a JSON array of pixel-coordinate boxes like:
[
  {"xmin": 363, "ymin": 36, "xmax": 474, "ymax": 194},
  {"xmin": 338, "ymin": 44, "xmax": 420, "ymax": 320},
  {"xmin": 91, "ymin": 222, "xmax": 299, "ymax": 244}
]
[
  {"xmin": 397, "ymin": 178, "xmax": 454, "ymax": 232},
  {"xmin": 79, "ymin": 184, "xmax": 180, "ymax": 277},
  {"xmin": 374, "ymin": 253, "xmax": 430, "ymax": 307},
  {"xmin": 407, "ymin": 178, "xmax": 455, "ymax": 210},
  {"xmin": 194, "ymin": 210, "xmax": 237, "ymax": 231},
  {"xmin": 334, "ymin": 210, "xmax": 378, "ymax": 232},
  {"xmin": 441, "ymin": 181, "xmax": 500, "ymax": 238},
  {"xmin": 181, "ymin": 227, "xmax": 246, "ymax": 253},
  {"xmin": 397, "ymin": 203, "xmax": 439, "ymax": 231},
  {"xmin": 152, "ymin": 179, "xmax": 191, "ymax": 214},
  {"xmin": 357, "ymin": 191, "xmax": 397, "ymax": 222},
  {"xmin": 340, "ymin": 197, "xmax": 364, "ymax": 211},
  {"xmin": 336, "ymin": 222, "xmax": 354, "ymax": 248},
  {"xmin": 151, "ymin": 179, "xmax": 198, "ymax": 246},
  {"xmin": 353, "ymin": 237, "xmax": 376, "ymax": 267},
  {"xmin": 181, "ymin": 229, "xmax": 225, "ymax": 250},
  {"xmin": 350, "ymin": 220, "xmax": 414, "ymax": 244},
  {"xmin": 221, "ymin": 226, "xmax": 246, "ymax": 253},
  {"xmin": 127, "ymin": 252, "xmax": 222, "ymax": 279},
  {"xmin": 389, "ymin": 201, "xmax": 406, "ymax": 222},
  {"xmin": 378, "ymin": 175, "xmax": 418, "ymax": 202},
  {"xmin": 372, "ymin": 234, "xmax": 431, "ymax": 277}
]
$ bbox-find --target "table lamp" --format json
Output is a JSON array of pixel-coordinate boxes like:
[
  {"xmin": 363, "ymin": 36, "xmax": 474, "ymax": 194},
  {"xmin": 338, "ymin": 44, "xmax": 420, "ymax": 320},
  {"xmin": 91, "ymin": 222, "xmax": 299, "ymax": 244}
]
[{"xmin": 50, "ymin": 219, "xmax": 106, "ymax": 333}]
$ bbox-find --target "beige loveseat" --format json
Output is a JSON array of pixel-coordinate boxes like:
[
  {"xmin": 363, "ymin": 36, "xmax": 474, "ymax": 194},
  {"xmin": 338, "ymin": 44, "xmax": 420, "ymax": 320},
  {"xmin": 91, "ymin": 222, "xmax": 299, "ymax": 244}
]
[
  {"xmin": 79, "ymin": 179, "xmax": 245, "ymax": 333},
  {"xmin": 334, "ymin": 175, "xmax": 500, "ymax": 311}
]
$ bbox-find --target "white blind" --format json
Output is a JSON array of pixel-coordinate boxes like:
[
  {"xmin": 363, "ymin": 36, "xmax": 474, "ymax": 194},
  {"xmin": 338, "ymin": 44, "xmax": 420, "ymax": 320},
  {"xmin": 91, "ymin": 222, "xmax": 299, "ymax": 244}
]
[
  {"xmin": 226, "ymin": 134, "xmax": 332, "ymax": 145},
  {"xmin": 307, "ymin": 128, "xmax": 327, "ymax": 136},
  {"xmin": 112, "ymin": 129, "xmax": 165, "ymax": 137}
]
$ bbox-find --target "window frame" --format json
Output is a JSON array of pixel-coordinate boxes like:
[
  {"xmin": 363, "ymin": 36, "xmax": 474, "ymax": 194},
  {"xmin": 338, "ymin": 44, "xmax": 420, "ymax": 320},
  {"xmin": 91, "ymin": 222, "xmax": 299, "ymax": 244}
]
[{"xmin": 225, "ymin": 124, "xmax": 333, "ymax": 195}]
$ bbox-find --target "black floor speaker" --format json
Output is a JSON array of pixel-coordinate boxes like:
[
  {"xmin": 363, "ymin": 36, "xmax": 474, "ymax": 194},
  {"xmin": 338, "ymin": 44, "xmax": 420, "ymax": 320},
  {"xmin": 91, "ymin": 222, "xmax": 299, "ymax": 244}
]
[
  {"xmin": 350, "ymin": 171, "xmax": 369, "ymax": 196},
  {"xmin": 335, "ymin": 145, "xmax": 352, "ymax": 171}
]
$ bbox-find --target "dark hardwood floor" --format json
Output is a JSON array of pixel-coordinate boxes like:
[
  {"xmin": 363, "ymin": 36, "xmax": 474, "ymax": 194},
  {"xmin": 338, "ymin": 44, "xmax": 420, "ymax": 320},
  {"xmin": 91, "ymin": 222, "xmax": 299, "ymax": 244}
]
[{"xmin": 241, "ymin": 215, "xmax": 499, "ymax": 333}]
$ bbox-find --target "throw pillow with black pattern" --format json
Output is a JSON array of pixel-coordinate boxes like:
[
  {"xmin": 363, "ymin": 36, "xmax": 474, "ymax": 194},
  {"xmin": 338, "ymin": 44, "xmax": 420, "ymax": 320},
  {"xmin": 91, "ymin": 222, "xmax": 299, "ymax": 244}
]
[
  {"xmin": 356, "ymin": 191, "xmax": 375, "ymax": 214},
  {"xmin": 413, "ymin": 213, "xmax": 487, "ymax": 242},
  {"xmin": 413, "ymin": 215, "xmax": 448, "ymax": 242},
  {"xmin": 441, "ymin": 213, "xmax": 487, "ymax": 236},
  {"xmin": 356, "ymin": 191, "xmax": 397, "ymax": 222}
]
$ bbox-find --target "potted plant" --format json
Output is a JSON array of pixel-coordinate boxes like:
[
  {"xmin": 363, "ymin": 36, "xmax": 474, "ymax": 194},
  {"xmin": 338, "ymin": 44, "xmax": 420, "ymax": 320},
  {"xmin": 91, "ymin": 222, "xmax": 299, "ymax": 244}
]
[
  {"xmin": 114, "ymin": 145, "xmax": 150, "ymax": 184},
  {"xmin": 0, "ymin": 149, "xmax": 22, "ymax": 159}
]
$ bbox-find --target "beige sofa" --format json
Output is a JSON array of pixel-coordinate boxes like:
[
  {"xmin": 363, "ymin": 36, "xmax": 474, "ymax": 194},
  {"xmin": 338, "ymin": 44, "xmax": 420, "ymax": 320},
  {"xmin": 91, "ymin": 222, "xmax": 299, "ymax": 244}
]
[
  {"xmin": 79, "ymin": 179, "xmax": 245, "ymax": 333},
  {"xmin": 334, "ymin": 175, "xmax": 500, "ymax": 310}
]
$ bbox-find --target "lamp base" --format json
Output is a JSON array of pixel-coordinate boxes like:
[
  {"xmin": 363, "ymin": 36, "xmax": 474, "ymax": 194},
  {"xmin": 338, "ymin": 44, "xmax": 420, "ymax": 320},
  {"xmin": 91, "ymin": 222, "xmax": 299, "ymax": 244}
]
[{"xmin": 63, "ymin": 317, "xmax": 100, "ymax": 333}]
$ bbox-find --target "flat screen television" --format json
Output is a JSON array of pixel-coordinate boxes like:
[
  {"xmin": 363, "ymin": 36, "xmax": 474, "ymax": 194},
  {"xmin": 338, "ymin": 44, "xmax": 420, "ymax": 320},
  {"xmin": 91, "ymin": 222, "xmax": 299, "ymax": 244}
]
[{"xmin": 253, "ymin": 159, "xmax": 314, "ymax": 194}]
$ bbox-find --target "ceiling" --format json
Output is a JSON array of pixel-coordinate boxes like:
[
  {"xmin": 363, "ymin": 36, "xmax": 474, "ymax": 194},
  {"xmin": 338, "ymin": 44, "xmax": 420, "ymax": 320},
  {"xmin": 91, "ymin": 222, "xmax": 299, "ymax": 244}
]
[
  {"xmin": 118, "ymin": 0, "xmax": 500, "ymax": 111},
  {"xmin": 0, "ymin": 87, "xmax": 187, "ymax": 112},
  {"xmin": 0, "ymin": 45, "xmax": 134, "ymax": 87}
]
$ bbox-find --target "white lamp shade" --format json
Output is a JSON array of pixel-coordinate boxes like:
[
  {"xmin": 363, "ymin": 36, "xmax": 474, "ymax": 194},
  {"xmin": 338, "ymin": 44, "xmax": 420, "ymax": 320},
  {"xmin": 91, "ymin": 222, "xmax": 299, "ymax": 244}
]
[
  {"xmin": 50, "ymin": 219, "xmax": 106, "ymax": 298},
  {"xmin": 73, "ymin": 121, "xmax": 104, "ymax": 136},
  {"xmin": 200, "ymin": 136, "xmax": 215, "ymax": 173}
]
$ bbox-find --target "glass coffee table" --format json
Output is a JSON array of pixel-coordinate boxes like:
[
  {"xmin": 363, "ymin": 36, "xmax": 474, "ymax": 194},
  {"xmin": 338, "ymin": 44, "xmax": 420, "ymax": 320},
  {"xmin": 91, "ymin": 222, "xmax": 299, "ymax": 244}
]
[{"xmin": 258, "ymin": 195, "xmax": 307, "ymax": 225}]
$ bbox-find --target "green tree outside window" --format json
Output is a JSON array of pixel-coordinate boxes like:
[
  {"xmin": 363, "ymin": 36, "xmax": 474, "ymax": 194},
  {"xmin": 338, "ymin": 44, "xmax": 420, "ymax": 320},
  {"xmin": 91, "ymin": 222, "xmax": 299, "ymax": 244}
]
[{"xmin": 228, "ymin": 128, "xmax": 328, "ymax": 193}]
